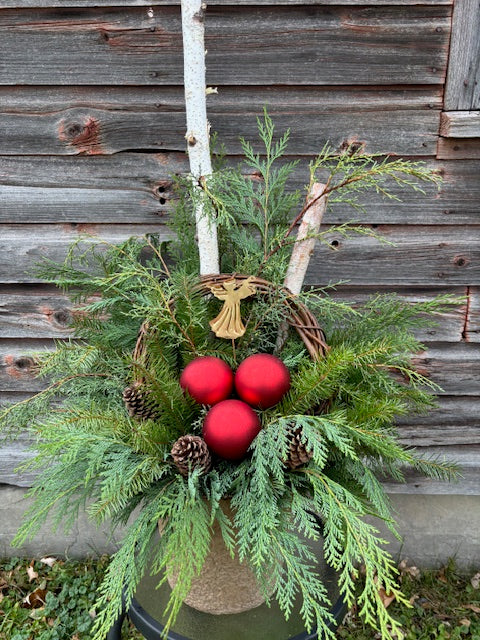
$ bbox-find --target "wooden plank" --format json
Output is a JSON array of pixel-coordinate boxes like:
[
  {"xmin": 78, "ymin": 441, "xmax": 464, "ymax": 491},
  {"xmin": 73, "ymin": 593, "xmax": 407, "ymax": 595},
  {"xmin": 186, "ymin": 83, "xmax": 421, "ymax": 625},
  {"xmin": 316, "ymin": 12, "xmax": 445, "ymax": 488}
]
[
  {"xmin": 440, "ymin": 111, "xmax": 480, "ymax": 138},
  {"xmin": 411, "ymin": 343, "xmax": 480, "ymax": 396},
  {"xmin": 0, "ymin": 87, "xmax": 443, "ymax": 156},
  {"xmin": 308, "ymin": 225, "xmax": 479, "ymax": 286},
  {"xmin": 2, "ymin": 155, "xmax": 479, "ymax": 225},
  {"xmin": 396, "ymin": 397, "xmax": 480, "ymax": 446},
  {"xmin": 1, "ymin": 339, "xmax": 478, "ymax": 394},
  {"xmin": 0, "ymin": 224, "xmax": 173, "ymax": 284},
  {"xmin": 0, "ymin": 285, "xmax": 466, "ymax": 341},
  {"xmin": 0, "ymin": 433, "xmax": 38, "ymax": 488},
  {"xmin": 329, "ymin": 286, "xmax": 466, "ymax": 343},
  {"xmin": 0, "ymin": 290, "xmax": 74, "ymax": 339},
  {"xmin": 0, "ymin": 109, "xmax": 441, "ymax": 157},
  {"xmin": 398, "ymin": 423, "xmax": 480, "ymax": 448},
  {"xmin": 0, "ymin": 224, "xmax": 478, "ymax": 286},
  {"xmin": 0, "ymin": 85, "xmax": 443, "ymax": 113},
  {"xmin": 467, "ymin": 287, "xmax": 480, "ymax": 342},
  {"xmin": 437, "ymin": 138, "xmax": 480, "ymax": 160},
  {"xmin": 0, "ymin": 153, "xmax": 179, "ymax": 224},
  {"xmin": 0, "ymin": 1, "xmax": 454, "ymax": 6},
  {"xmin": 0, "ymin": 6, "xmax": 451, "ymax": 86},
  {"xmin": 382, "ymin": 446, "xmax": 480, "ymax": 495},
  {"xmin": 0, "ymin": 341, "xmax": 53, "ymax": 393},
  {"xmin": 444, "ymin": 0, "xmax": 480, "ymax": 110}
]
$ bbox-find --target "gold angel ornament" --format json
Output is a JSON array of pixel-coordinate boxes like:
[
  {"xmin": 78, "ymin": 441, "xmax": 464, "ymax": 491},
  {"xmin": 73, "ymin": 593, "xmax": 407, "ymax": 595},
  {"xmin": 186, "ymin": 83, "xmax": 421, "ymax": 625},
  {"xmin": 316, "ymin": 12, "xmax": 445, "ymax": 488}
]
[{"xmin": 209, "ymin": 277, "xmax": 257, "ymax": 339}]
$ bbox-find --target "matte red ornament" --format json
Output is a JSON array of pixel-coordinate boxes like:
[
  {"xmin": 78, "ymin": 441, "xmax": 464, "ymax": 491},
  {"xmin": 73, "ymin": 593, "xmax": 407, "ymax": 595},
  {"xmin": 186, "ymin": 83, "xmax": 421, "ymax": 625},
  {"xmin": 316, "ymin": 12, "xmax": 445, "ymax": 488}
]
[
  {"xmin": 180, "ymin": 356, "xmax": 234, "ymax": 405},
  {"xmin": 202, "ymin": 399, "xmax": 261, "ymax": 460},
  {"xmin": 235, "ymin": 353, "xmax": 291, "ymax": 409}
]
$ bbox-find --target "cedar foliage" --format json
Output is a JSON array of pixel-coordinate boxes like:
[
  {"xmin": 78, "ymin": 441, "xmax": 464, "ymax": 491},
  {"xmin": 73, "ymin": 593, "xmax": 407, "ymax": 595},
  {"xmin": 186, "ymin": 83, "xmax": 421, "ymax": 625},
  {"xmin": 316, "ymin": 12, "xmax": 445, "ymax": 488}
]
[{"xmin": 0, "ymin": 112, "xmax": 460, "ymax": 640}]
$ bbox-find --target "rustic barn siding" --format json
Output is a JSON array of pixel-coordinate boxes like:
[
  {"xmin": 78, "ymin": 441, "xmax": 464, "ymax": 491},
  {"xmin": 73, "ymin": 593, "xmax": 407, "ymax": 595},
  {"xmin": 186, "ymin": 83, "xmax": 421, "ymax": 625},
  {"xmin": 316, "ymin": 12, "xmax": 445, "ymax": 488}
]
[{"xmin": 0, "ymin": 0, "xmax": 479, "ymax": 498}]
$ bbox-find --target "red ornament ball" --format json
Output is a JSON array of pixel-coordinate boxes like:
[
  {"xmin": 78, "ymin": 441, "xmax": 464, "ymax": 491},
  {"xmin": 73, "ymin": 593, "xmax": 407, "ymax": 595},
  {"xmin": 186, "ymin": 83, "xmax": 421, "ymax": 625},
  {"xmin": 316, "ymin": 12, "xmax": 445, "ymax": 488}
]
[
  {"xmin": 235, "ymin": 353, "xmax": 290, "ymax": 409},
  {"xmin": 202, "ymin": 399, "xmax": 261, "ymax": 460},
  {"xmin": 180, "ymin": 356, "xmax": 234, "ymax": 406}
]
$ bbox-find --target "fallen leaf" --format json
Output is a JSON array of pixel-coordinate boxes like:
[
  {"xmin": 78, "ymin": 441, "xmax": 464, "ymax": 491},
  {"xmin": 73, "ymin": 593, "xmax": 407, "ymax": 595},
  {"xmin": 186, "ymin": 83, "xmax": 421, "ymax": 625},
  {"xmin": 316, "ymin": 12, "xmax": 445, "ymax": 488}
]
[
  {"xmin": 378, "ymin": 586, "xmax": 396, "ymax": 609},
  {"xmin": 398, "ymin": 559, "xmax": 421, "ymax": 579},
  {"xmin": 40, "ymin": 557, "xmax": 57, "ymax": 568},
  {"xmin": 409, "ymin": 594, "xmax": 419, "ymax": 605},
  {"xmin": 22, "ymin": 588, "xmax": 48, "ymax": 609},
  {"xmin": 0, "ymin": 592, "xmax": 3, "ymax": 604},
  {"xmin": 471, "ymin": 572, "xmax": 480, "ymax": 589},
  {"xmin": 459, "ymin": 618, "xmax": 471, "ymax": 627},
  {"xmin": 437, "ymin": 567, "xmax": 448, "ymax": 584},
  {"xmin": 464, "ymin": 604, "xmax": 480, "ymax": 613},
  {"xmin": 27, "ymin": 562, "xmax": 38, "ymax": 583},
  {"xmin": 29, "ymin": 607, "xmax": 45, "ymax": 620}
]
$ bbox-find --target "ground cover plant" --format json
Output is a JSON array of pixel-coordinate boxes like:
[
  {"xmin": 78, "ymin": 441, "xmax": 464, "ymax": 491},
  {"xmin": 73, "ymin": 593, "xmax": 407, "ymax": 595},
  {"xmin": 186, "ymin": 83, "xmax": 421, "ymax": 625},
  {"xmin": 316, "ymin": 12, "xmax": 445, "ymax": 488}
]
[
  {"xmin": 0, "ymin": 556, "xmax": 140, "ymax": 640},
  {"xmin": 1, "ymin": 557, "xmax": 478, "ymax": 640}
]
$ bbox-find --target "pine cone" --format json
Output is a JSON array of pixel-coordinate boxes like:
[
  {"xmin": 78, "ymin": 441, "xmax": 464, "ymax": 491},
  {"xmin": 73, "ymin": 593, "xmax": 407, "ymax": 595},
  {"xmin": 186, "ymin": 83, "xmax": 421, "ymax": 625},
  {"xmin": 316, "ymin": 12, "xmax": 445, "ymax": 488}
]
[
  {"xmin": 171, "ymin": 435, "xmax": 212, "ymax": 477},
  {"xmin": 123, "ymin": 381, "xmax": 160, "ymax": 421},
  {"xmin": 284, "ymin": 427, "xmax": 313, "ymax": 470}
]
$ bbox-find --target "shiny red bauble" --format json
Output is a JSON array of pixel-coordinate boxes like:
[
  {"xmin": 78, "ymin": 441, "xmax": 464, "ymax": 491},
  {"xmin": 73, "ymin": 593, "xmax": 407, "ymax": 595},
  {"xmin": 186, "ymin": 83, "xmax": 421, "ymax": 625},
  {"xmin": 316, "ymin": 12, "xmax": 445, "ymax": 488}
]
[
  {"xmin": 235, "ymin": 353, "xmax": 290, "ymax": 409},
  {"xmin": 180, "ymin": 356, "xmax": 234, "ymax": 405},
  {"xmin": 202, "ymin": 399, "xmax": 261, "ymax": 460}
]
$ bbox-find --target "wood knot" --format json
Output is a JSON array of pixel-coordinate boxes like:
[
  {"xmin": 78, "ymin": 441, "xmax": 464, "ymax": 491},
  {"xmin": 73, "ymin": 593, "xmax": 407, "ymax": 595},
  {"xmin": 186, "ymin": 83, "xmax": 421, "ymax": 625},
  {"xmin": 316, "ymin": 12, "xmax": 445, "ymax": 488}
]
[
  {"xmin": 14, "ymin": 357, "xmax": 35, "ymax": 371},
  {"xmin": 453, "ymin": 255, "xmax": 468, "ymax": 267},
  {"xmin": 339, "ymin": 138, "xmax": 365, "ymax": 155},
  {"xmin": 67, "ymin": 124, "xmax": 83, "ymax": 137},
  {"xmin": 58, "ymin": 115, "xmax": 103, "ymax": 155},
  {"xmin": 53, "ymin": 309, "xmax": 72, "ymax": 326}
]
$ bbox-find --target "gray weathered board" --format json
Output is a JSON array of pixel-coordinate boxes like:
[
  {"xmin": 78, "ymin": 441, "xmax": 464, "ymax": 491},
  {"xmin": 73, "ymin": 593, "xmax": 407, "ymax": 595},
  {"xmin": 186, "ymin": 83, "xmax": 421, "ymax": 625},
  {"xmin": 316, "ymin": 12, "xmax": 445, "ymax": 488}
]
[
  {"xmin": 0, "ymin": 87, "xmax": 444, "ymax": 156},
  {"xmin": 1, "ymin": 340, "xmax": 478, "ymax": 395},
  {"xmin": 0, "ymin": 1, "xmax": 479, "ymax": 499},
  {"xmin": 437, "ymin": 138, "xmax": 480, "ymax": 160},
  {"xmin": 443, "ymin": 0, "xmax": 480, "ymax": 111},
  {"xmin": 0, "ymin": 1, "xmax": 454, "ymax": 6},
  {"xmin": 0, "ymin": 285, "xmax": 469, "ymax": 341},
  {"xmin": 440, "ymin": 112, "xmax": 480, "ymax": 138},
  {"xmin": 0, "ymin": 6, "xmax": 450, "ymax": 85},
  {"xmin": 1, "ymin": 154, "xmax": 479, "ymax": 224},
  {"xmin": 1, "ymin": 224, "xmax": 477, "ymax": 285}
]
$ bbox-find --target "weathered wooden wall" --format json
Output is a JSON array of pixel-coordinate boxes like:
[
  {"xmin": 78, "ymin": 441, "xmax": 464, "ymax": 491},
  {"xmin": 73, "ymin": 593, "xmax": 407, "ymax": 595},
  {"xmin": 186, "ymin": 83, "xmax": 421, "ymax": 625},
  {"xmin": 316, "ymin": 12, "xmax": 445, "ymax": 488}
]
[{"xmin": 0, "ymin": 1, "xmax": 479, "ymax": 498}]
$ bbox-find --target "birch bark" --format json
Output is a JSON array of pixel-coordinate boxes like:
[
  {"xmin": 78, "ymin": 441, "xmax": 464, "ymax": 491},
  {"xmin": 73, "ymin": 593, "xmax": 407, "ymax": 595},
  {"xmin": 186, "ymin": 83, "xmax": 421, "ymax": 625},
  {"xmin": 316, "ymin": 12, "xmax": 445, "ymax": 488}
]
[
  {"xmin": 181, "ymin": 0, "xmax": 220, "ymax": 275},
  {"xmin": 283, "ymin": 183, "xmax": 328, "ymax": 295},
  {"xmin": 275, "ymin": 183, "xmax": 328, "ymax": 354}
]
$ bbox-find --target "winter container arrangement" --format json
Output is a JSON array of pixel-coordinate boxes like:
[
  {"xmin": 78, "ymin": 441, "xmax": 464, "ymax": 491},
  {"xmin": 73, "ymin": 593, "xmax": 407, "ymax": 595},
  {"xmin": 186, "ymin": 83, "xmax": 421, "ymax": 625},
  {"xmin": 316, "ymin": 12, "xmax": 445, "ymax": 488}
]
[{"xmin": 0, "ymin": 111, "xmax": 459, "ymax": 640}]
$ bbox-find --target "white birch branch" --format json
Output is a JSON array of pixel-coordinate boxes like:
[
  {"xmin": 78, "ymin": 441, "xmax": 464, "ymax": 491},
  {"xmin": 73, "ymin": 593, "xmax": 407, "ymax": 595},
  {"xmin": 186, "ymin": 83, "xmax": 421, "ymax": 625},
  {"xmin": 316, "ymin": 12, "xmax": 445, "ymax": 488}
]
[
  {"xmin": 181, "ymin": 0, "xmax": 220, "ymax": 275},
  {"xmin": 283, "ymin": 182, "xmax": 328, "ymax": 295},
  {"xmin": 275, "ymin": 182, "xmax": 328, "ymax": 354}
]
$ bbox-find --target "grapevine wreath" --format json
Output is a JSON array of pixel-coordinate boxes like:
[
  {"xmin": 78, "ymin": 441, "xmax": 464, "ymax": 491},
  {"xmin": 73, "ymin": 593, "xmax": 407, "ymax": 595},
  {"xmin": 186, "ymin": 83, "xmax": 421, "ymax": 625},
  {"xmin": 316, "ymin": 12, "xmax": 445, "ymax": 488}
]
[{"xmin": 0, "ymin": 115, "xmax": 459, "ymax": 640}]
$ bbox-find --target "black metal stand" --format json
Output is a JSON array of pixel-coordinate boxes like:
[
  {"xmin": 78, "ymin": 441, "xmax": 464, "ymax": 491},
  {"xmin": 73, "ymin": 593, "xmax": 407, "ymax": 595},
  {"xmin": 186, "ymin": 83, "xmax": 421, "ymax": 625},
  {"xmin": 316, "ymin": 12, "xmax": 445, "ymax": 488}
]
[
  {"xmin": 106, "ymin": 592, "xmax": 346, "ymax": 640},
  {"xmin": 107, "ymin": 520, "xmax": 345, "ymax": 639}
]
